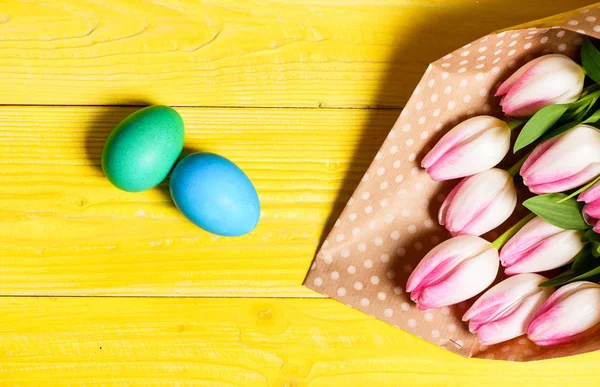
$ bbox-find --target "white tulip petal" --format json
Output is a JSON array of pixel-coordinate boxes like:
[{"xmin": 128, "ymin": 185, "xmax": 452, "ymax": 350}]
[
  {"xmin": 475, "ymin": 288, "xmax": 551, "ymax": 345},
  {"xmin": 528, "ymin": 282, "xmax": 600, "ymax": 346},
  {"xmin": 415, "ymin": 246, "xmax": 499, "ymax": 310},
  {"xmin": 422, "ymin": 116, "xmax": 510, "ymax": 181},
  {"xmin": 496, "ymin": 56, "xmax": 541, "ymax": 96},
  {"xmin": 502, "ymin": 68, "xmax": 583, "ymax": 116},
  {"xmin": 406, "ymin": 235, "xmax": 493, "ymax": 294},
  {"xmin": 499, "ymin": 54, "xmax": 584, "ymax": 117},
  {"xmin": 464, "ymin": 273, "xmax": 547, "ymax": 324},
  {"xmin": 407, "ymin": 236, "xmax": 499, "ymax": 310},
  {"xmin": 504, "ymin": 228, "xmax": 584, "ymax": 274},
  {"xmin": 464, "ymin": 274, "xmax": 552, "ymax": 345},
  {"xmin": 443, "ymin": 169, "xmax": 516, "ymax": 236},
  {"xmin": 522, "ymin": 125, "xmax": 600, "ymax": 193},
  {"xmin": 458, "ymin": 176, "xmax": 517, "ymax": 236},
  {"xmin": 500, "ymin": 217, "xmax": 562, "ymax": 266}
]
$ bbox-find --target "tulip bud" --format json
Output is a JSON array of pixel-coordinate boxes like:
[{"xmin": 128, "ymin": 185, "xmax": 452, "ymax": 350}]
[
  {"xmin": 578, "ymin": 180, "xmax": 600, "ymax": 232},
  {"xmin": 520, "ymin": 125, "xmax": 600, "ymax": 194},
  {"xmin": 463, "ymin": 274, "xmax": 553, "ymax": 345},
  {"xmin": 499, "ymin": 216, "xmax": 584, "ymax": 275},
  {"xmin": 421, "ymin": 116, "xmax": 511, "ymax": 181},
  {"xmin": 496, "ymin": 54, "xmax": 584, "ymax": 117},
  {"xmin": 439, "ymin": 168, "xmax": 517, "ymax": 236},
  {"xmin": 406, "ymin": 235, "xmax": 499, "ymax": 310},
  {"xmin": 527, "ymin": 281, "xmax": 600, "ymax": 346}
]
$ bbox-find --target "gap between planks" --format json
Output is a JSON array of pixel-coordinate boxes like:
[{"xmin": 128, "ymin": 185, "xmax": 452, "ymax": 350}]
[{"xmin": 0, "ymin": 103, "xmax": 405, "ymax": 110}]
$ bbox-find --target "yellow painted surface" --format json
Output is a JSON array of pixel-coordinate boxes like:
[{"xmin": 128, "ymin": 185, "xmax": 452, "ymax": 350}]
[
  {"xmin": 1, "ymin": 0, "xmax": 600, "ymax": 385},
  {"xmin": 0, "ymin": 106, "xmax": 396, "ymax": 296},
  {"xmin": 1, "ymin": 297, "xmax": 600, "ymax": 387},
  {"xmin": 0, "ymin": 0, "xmax": 594, "ymax": 108}
]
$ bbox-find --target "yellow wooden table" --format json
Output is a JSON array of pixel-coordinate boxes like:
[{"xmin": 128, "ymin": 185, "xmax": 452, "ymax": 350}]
[{"xmin": 1, "ymin": 1, "xmax": 600, "ymax": 385}]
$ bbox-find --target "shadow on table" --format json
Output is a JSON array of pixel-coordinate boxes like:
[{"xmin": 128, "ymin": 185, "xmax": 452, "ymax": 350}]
[{"xmin": 84, "ymin": 101, "xmax": 151, "ymax": 174}]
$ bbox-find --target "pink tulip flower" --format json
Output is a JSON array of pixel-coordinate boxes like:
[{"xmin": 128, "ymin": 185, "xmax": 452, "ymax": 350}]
[
  {"xmin": 528, "ymin": 281, "xmax": 600, "ymax": 346},
  {"xmin": 406, "ymin": 235, "xmax": 499, "ymax": 310},
  {"xmin": 439, "ymin": 168, "xmax": 517, "ymax": 236},
  {"xmin": 520, "ymin": 125, "xmax": 600, "ymax": 194},
  {"xmin": 421, "ymin": 116, "xmax": 511, "ymax": 181},
  {"xmin": 496, "ymin": 54, "xmax": 584, "ymax": 117},
  {"xmin": 578, "ymin": 180, "xmax": 600, "ymax": 232},
  {"xmin": 463, "ymin": 274, "xmax": 553, "ymax": 345},
  {"xmin": 500, "ymin": 216, "xmax": 584, "ymax": 275}
]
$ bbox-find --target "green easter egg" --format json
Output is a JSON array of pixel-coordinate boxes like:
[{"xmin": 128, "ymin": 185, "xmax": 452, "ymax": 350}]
[{"xmin": 102, "ymin": 105, "xmax": 184, "ymax": 192}]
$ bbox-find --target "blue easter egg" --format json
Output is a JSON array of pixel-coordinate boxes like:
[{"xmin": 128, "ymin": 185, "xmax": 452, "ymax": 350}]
[{"xmin": 170, "ymin": 152, "xmax": 260, "ymax": 236}]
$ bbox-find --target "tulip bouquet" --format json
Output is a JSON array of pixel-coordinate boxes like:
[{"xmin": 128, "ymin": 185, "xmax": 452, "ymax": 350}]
[
  {"xmin": 408, "ymin": 37, "xmax": 600, "ymax": 347},
  {"xmin": 304, "ymin": 4, "xmax": 600, "ymax": 361}
]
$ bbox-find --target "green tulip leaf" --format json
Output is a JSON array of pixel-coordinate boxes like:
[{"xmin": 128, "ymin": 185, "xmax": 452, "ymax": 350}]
[
  {"xmin": 513, "ymin": 104, "xmax": 570, "ymax": 152},
  {"xmin": 523, "ymin": 193, "xmax": 588, "ymax": 230},
  {"xmin": 584, "ymin": 108, "xmax": 600, "ymax": 124},
  {"xmin": 568, "ymin": 89, "xmax": 600, "ymax": 112},
  {"xmin": 570, "ymin": 266, "xmax": 600, "ymax": 282},
  {"xmin": 563, "ymin": 100, "xmax": 592, "ymax": 122},
  {"xmin": 582, "ymin": 229, "xmax": 600, "ymax": 258},
  {"xmin": 582, "ymin": 228, "xmax": 600, "ymax": 242},
  {"xmin": 582, "ymin": 37, "xmax": 600, "ymax": 86},
  {"xmin": 574, "ymin": 242, "xmax": 599, "ymax": 272},
  {"xmin": 540, "ymin": 271, "xmax": 580, "ymax": 287}
]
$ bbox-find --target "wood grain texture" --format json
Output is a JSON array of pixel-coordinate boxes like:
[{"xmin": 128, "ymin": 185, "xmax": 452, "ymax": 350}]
[
  {"xmin": 4, "ymin": 1, "xmax": 600, "ymax": 384},
  {"xmin": 1, "ymin": 297, "xmax": 599, "ymax": 386},
  {"xmin": 0, "ymin": 0, "xmax": 595, "ymax": 108},
  {"xmin": 0, "ymin": 105, "xmax": 396, "ymax": 296}
]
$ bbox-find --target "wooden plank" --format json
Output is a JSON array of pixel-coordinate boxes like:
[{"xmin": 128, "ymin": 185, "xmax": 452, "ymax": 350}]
[
  {"xmin": 1, "ymin": 296, "xmax": 600, "ymax": 386},
  {"xmin": 0, "ymin": 105, "xmax": 397, "ymax": 296},
  {"xmin": 0, "ymin": 0, "xmax": 593, "ymax": 108}
]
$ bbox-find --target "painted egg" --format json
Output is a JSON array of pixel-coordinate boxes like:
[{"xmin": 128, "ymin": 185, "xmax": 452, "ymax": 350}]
[
  {"xmin": 102, "ymin": 105, "xmax": 184, "ymax": 192},
  {"xmin": 170, "ymin": 152, "xmax": 260, "ymax": 236}
]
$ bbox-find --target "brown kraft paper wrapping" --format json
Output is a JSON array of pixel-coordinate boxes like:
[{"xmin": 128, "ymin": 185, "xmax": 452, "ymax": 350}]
[{"xmin": 303, "ymin": 3, "xmax": 600, "ymax": 362}]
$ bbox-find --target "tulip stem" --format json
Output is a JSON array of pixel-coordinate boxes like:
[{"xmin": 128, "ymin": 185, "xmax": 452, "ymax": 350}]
[
  {"xmin": 557, "ymin": 174, "xmax": 600, "ymax": 203},
  {"xmin": 507, "ymin": 119, "xmax": 526, "ymax": 131},
  {"xmin": 506, "ymin": 153, "xmax": 530, "ymax": 177},
  {"xmin": 491, "ymin": 213, "xmax": 536, "ymax": 250}
]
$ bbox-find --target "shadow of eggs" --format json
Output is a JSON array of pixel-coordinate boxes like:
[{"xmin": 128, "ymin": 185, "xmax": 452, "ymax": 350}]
[{"xmin": 170, "ymin": 152, "xmax": 261, "ymax": 236}]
